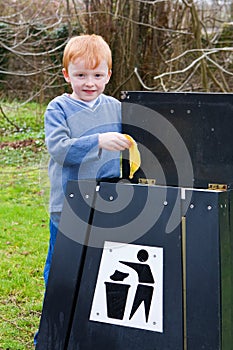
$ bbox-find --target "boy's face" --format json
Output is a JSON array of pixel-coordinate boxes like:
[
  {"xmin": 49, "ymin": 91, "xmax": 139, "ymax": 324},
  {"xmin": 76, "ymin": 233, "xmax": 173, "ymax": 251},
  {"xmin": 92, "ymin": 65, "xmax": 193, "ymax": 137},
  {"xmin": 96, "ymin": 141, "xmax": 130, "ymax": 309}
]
[{"xmin": 62, "ymin": 59, "xmax": 111, "ymax": 102}]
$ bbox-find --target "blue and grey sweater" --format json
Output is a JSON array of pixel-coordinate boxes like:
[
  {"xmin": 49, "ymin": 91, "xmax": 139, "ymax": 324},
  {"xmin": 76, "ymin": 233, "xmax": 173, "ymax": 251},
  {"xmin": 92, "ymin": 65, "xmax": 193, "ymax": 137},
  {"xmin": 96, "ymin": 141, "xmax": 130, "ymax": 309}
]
[{"xmin": 45, "ymin": 93, "xmax": 121, "ymax": 212}]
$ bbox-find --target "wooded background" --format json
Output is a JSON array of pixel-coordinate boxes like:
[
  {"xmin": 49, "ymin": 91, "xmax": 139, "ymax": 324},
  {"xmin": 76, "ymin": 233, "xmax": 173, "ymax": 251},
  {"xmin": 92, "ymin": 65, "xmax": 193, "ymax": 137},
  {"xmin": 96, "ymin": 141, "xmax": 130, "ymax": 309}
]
[{"xmin": 0, "ymin": 0, "xmax": 232, "ymax": 103}]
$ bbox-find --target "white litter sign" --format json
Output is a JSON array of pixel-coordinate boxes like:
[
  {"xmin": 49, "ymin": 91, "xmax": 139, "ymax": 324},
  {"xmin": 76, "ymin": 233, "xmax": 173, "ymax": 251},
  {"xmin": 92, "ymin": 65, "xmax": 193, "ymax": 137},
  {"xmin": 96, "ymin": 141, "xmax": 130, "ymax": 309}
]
[{"xmin": 90, "ymin": 241, "xmax": 163, "ymax": 333}]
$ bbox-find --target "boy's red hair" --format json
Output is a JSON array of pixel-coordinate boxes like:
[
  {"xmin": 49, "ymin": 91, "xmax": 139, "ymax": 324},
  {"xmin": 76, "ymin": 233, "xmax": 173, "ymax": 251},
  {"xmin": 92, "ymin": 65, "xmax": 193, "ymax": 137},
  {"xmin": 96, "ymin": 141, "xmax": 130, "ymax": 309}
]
[{"xmin": 63, "ymin": 34, "xmax": 112, "ymax": 72}]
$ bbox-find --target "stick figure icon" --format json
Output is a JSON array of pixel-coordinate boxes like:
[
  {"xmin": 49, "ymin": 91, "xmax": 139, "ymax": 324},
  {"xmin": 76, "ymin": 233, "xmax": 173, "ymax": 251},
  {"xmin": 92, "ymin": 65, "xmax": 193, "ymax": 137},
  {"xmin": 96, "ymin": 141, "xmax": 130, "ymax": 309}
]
[
  {"xmin": 105, "ymin": 249, "xmax": 154, "ymax": 322},
  {"xmin": 120, "ymin": 249, "xmax": 154, "ymax": 322}
]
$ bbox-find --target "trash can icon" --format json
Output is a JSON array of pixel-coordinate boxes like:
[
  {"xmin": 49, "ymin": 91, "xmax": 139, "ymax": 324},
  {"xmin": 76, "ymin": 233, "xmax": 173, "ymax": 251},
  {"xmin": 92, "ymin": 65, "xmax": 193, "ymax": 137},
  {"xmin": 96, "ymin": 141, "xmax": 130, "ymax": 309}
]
[{"xmin": 105, "ymin": 282, "xmax": 130, "ymax": 320}]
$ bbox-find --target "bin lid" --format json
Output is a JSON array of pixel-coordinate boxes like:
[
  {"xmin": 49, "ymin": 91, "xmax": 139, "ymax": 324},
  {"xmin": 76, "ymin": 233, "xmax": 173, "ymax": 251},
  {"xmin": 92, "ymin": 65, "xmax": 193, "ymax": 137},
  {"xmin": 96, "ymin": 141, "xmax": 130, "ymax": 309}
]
[{"xmin": 121, "ymin": 91, "xmax": 233, "ymax": 189}]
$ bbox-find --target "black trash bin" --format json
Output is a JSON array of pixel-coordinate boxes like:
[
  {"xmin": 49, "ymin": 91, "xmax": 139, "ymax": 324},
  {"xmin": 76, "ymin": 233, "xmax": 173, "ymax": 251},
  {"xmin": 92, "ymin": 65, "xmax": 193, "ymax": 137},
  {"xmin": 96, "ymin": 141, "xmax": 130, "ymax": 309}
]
[{"xmin": 36, "ymin": 92, "xmax": 233, "ymax": 350}]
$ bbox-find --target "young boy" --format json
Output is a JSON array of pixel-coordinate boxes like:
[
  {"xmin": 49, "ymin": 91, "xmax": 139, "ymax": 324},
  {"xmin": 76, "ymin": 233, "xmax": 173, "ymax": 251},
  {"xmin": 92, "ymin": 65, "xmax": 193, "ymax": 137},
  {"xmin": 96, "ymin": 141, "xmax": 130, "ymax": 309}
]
[{"xmin": 43, "ymin": 34, "xmax": 131, "ymax": 286}]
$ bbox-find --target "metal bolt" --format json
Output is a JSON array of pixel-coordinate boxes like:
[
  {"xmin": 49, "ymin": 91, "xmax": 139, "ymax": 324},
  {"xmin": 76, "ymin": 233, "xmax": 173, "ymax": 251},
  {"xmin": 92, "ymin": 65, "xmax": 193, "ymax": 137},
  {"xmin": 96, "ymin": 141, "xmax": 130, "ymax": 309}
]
[
  {"xmin": 207, "ymin": 205, "xmax": 212, "ymax": 210},
  {"xmin": 85, "ymin": 194, "xmax": 89, "ymax": 199},
  {"xmin": 109, "ymin": 196, "xmax": 114, "ymax": 201},
  {"xmin": 190, "ymin": 204, "xmax": 194, "ymax": 209},
  {"xmin": 163, "ymin": 201, "xmax": 168, "ymax": 206},
  {"xmin": 69, "ymin": 193, "xmax": 74, "ymax": 198}
]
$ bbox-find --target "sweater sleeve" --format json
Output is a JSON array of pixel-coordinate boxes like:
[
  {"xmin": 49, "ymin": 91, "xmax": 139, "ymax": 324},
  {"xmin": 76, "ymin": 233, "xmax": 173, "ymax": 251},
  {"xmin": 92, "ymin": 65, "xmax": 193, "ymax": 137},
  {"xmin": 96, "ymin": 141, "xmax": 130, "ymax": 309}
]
[{"xmin": 45, "ymin": 103, "xmax": 101, "ymax": 166}]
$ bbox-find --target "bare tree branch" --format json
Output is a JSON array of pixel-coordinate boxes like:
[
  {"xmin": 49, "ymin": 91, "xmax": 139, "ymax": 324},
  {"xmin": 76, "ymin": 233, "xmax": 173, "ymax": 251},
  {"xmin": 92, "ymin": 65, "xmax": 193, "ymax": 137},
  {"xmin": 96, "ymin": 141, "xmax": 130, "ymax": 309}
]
[
  {"xmin": 0, "ymin": 0, "xmax": 232, "ymax": 105},
  {"xmin": 166, "ymin": 47, "xmax": 233, "ymax": 64},
  {"xmin": 0, "ymin": 104, "xmax": 21, "ymax": 131}
]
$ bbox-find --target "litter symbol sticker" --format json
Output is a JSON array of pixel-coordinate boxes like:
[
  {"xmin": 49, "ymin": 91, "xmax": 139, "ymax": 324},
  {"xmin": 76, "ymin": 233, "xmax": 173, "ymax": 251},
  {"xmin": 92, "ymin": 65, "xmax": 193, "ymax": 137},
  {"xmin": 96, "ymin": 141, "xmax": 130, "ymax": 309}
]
[{"xmin": 90, "ymin": 241, "xmax": 163, "ymax": 333}]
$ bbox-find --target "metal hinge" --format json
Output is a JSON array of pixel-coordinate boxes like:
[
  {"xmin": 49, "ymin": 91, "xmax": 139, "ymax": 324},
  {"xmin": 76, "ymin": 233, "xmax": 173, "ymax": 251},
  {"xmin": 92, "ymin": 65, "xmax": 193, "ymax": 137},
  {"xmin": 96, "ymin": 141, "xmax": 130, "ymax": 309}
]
[
  {"xmin": 208, "ymin": 183, "xmax": 228, "ymax": 191},
  {"xmin": 138, "ymin": 178, "xmax": 156, "ymax": 185}
]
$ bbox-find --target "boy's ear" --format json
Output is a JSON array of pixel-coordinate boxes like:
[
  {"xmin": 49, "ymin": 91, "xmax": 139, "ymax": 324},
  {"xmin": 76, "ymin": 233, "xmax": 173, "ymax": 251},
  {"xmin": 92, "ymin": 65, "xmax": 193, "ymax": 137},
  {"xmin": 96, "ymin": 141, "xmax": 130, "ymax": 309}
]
[
  {"xmin": 62, "ymin": 68, "xmax": 70, "ymax": 83},
  {"xmin": 106, "ymin": 69, "xmax": 112, "ymax": 83}
]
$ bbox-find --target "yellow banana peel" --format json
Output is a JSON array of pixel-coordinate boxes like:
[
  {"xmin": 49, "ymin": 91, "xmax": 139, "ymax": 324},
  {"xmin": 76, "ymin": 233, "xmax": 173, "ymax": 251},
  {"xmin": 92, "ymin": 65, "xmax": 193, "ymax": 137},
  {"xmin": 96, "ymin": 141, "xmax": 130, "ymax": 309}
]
[{"xmin": 124, "ymin": 134, "xmax": 141, "ymax": 179}]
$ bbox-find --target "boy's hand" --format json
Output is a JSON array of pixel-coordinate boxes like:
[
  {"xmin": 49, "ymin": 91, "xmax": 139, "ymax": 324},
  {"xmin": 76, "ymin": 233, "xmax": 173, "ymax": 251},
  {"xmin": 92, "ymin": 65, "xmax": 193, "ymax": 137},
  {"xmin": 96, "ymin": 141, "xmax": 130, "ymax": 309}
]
[{"xmin": 98, "ymin": 132, "xmax": 132, "ymax": 151}]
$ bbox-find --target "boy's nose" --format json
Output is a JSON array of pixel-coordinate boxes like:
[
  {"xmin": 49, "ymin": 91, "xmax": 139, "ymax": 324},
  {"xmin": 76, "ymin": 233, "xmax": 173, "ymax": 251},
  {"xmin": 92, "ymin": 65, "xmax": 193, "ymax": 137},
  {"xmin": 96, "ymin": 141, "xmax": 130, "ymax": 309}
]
[{"xmin": 85, "ymin": 76, "xmax": 94, "ymax": 85}]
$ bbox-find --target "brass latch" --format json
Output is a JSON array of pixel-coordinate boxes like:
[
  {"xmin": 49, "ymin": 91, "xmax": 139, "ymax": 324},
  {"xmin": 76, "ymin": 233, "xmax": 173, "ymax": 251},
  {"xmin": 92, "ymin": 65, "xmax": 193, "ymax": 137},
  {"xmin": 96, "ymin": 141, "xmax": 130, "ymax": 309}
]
[
  {"xmin": 138, "ymin": 178, "xmax": 156, "ymax": 185},
  {"xmin": 208, "ymin": 183, "xmax": 228, "ymax": 191}
]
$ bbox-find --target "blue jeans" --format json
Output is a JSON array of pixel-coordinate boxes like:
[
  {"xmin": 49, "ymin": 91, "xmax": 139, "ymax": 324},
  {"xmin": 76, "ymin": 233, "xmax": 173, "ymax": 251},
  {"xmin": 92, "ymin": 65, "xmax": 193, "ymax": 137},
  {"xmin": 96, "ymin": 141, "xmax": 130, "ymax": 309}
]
[
  {"xmin": 43, "ymin": 212, "xmax": 61, "ymax": 286},
  {"xmin": 34, "ymin": 212, "xmax": 61, "ymax": 346}
]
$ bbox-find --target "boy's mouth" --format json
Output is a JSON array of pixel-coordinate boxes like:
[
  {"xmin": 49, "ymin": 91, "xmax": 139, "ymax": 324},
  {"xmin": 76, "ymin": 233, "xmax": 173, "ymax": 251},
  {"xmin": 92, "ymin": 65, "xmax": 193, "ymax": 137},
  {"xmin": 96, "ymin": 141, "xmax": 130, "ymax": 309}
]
[{"xmin": 83, "ymin": 90, "xmax": 96, "ymax": 94}]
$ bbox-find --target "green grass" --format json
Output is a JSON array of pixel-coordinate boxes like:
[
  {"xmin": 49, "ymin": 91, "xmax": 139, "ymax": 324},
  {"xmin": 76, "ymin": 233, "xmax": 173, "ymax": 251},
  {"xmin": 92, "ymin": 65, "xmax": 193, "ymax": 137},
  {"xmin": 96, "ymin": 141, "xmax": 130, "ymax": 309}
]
[
  {"xmin": 0, "ymin": 101, "xmax": 49, "ymax": 349},
  {"xmin": 0, "ymin": 100, "xmax": 45, "ymax": 138}
]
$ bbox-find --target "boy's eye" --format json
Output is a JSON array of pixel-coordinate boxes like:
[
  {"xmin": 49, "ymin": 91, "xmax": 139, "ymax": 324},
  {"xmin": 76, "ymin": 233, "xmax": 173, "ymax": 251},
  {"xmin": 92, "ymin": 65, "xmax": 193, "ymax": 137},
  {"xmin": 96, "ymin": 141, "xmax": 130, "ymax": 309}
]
[
  {"xmin": 95, "ymin": 74, "xmax": 104, "ymax": 78},
  {"xmin": 74, "ymin": 73, "xmax": 105, "ymax": 79}
]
